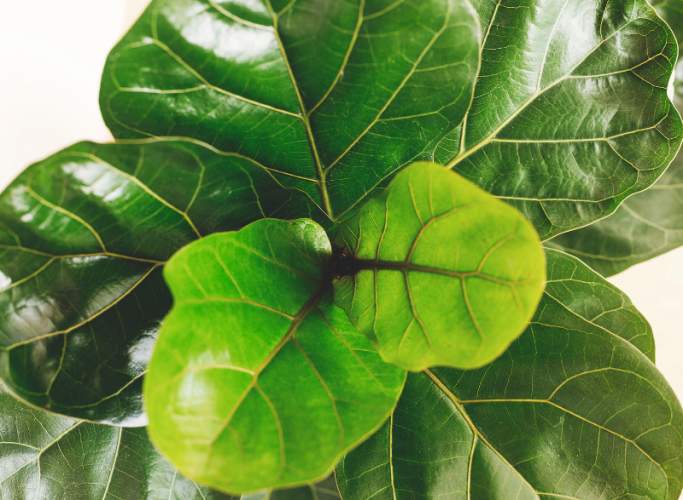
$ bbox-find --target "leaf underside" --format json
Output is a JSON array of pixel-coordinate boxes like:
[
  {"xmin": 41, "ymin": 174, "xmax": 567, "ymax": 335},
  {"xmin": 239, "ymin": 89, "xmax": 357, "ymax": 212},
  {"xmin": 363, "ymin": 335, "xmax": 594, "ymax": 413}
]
[
  {"xmin": 337, "ymin": 249, "xmax": 683, "ymax": 500},
  {"xmin": 334, "ymin": 162, "xmax": 546, "ymax": 371}
]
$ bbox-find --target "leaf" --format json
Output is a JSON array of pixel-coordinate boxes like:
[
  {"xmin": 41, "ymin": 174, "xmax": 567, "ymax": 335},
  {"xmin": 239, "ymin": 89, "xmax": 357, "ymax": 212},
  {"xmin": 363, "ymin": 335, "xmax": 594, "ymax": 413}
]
[
  {"xmin": 550, "ymin": 161, "xmax": 683, "ymax": 276},
  {"xmin": 336, "ymin": 249, "xmax": 682, "ymax": 500},
  {"xmin": 0, "ymin": 387, "xmax": 228, "ymax": 499},
  {"xmin": 0, "ymin": 140, "xmax": 311, "ymax": 424},
  {"xmin": 0, "ymin": 385, "xmax": 340, "ymax": 499},
  {"xmin": 333, "ymin": 162, "xmax": 546, "ymax": 371},
  {"xmin": 144, "ymin": 218, "xmax": 405, "ymax": 494},
  {"xmin": 652, "ymin": 0, "xmax": 683, "ymax": 42},
  {"xmin": 550, "ymin": 0, "xmax": 683, "ymax": 276},
  {"xmin": 239, "ymin": 476, "xmax": 341, "ymax": 500},
  {"xmin": 100, "ymin": 0, "xmax": 682, "ymax": 238}
]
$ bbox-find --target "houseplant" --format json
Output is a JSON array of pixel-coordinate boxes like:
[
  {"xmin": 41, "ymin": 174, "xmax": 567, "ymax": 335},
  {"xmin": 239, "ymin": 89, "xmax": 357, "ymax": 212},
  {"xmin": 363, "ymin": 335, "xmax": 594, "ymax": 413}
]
[{"xmin": 0, "ymin": 0, "xmax": 681, "ymax": 498}]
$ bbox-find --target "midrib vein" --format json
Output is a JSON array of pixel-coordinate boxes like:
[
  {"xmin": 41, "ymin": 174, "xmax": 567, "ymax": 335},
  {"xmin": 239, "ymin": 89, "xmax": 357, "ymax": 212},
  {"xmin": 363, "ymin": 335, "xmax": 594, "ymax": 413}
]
[
  {"xmin": 426, "ymin": 369, "xmax": 670, "ymax": 497},
  {"xmin": 207, "ymin": 283, "xmax": 326, "ymax": 445},
  {"xmin": 351, "ymin": 259, "xmax": 530, "ymax": 285},
  {"xmin": 266, "ymin": 1, "xmax": 334, "ymax": 219},
  {"xmin": 424, "ymin": 370, "xmax": 541, "ymax": 499}
]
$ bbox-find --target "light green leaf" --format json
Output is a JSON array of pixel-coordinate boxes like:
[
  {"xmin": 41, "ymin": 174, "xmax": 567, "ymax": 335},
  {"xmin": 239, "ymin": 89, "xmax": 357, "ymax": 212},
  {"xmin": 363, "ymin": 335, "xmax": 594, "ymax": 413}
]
[
  {"xmin": 144, "ymin": 219, "xmax": 405, "ymax": 494},
  {"xmin": 0, "ymin": 140, "xmax": 310, "ymax": 424},
  {"xmin": 337, "ymin": 249, "xmax": 682, "ymax": 500},
  {"xmin": 100, "ymin": 0, "xmax": 682, "ymax": 238},
  {"xmin": 333, "ymin": 162, "xmax": 546, "ymax": 371},
  {"xmin": 551, "ymin": 0, "xmax": 683, "ymax": 275}
]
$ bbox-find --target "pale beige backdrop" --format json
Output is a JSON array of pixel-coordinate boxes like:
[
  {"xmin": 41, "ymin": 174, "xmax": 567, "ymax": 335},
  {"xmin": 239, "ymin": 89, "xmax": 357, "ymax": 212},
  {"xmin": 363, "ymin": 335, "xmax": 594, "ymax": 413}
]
[{"xmin": 0, "ymin": 1, "xmax": 681, "ymax": 403}]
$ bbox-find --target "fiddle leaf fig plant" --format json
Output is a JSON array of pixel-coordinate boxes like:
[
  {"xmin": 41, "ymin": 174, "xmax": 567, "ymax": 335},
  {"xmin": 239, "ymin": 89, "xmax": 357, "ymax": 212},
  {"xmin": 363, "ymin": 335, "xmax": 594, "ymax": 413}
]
[
  {"xmin": 0, "ymin": 0, "xmax": 682, "ymax": 498},
  {"xmin": 144, "ymin": 162, "xmax": 544, "ymax": 492}
]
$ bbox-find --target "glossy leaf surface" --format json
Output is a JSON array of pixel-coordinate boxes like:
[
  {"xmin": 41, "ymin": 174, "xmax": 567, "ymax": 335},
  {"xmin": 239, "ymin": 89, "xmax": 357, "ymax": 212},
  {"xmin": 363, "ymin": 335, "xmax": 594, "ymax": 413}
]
[
  {"xmin": 337, "ymin": 249, "xmax": 682, "ymax": 500},
  {"xmin": 0, "ymin": 388, "xmax": 228, "ymax": 499},
  {"xmin": 100, "ymin": 0, "xmax": 682, "ymax": 238},
  {"xmin": 0, "ymin": 140, "xmax": 309, "ymax": 424},
  {"xmin": 653, "ymin": 0, "xmax": 683, "ymax": 42},
  {"xmin": 551, "ymin": 0, "xmax": 683, "ymax": 275},
  {"xmin": 145, "ymin": 219, "xmax": 405, "ymax": 494},
  {"xmin": 0, "ymin": 386, "xmax": 340, "ymax": 499},
  {"xmin": 334, "ymin": 162, "xmax": 545, "ymax": 371},
  {"xmin": 239, "ymin": 477, "xmax": 341, "ymax": 500}
]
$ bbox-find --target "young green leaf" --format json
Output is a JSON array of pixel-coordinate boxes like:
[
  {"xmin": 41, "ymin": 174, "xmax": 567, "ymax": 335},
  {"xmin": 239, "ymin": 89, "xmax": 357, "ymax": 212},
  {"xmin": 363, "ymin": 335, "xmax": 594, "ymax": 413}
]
[
  {"xmin": 144, "ymin": 219, "xmax": 405, "ymax": 494},
  {"xmin": 101, "ymin": 0, "xmax": 682, "ymax": 237},
  {"xmin": 0, "ymin": 140, "xmax": 310, "ymax": 424},
  {"xmin": 551, "ymin": 0, "xmax": 683, "ymax": 276},
  {"xmin": 333, "ymin": 162, "xmax": 546, "ymax": 371},
  {"xmin": 337, "ymin": 250, "xmax": 682, "ymax": 500}
]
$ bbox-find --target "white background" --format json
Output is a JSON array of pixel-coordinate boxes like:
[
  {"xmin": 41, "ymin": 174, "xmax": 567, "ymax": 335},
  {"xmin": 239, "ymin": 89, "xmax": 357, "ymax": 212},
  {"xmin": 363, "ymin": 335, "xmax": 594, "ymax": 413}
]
[{"xmin": 1, "ymin": 1, "xmax": 681, "ymax": 402}]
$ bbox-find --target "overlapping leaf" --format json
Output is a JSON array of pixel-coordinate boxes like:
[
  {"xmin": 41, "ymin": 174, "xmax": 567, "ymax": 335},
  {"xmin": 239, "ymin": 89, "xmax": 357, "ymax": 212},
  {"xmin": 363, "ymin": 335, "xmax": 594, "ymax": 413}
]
[
  {"xmin": 653, "ymin": 0, "xmax": 683, "ymax": 42},
  {"xmin": 100, "ymin": 0, "xmax": 682, "ymax": 238},
  {"xmin": 145, "ymin": 219, "xmax": 405, "ymax": 493},
  {"xmin": 100, "ymin": 0, "xmax": 481, "ymax": 220},
  {"xmin": 0, "ymin": 387, "xmax": 224, "ymax": 499},
  {"xmin": 552, "ymin": 0, "xmax": 683, "ymax": 275},
  {"xmin": 0, "ymin": 140, "xmax": 310, "ymax": 424},
  {"xmin": 333, "ymin": 162, "xmax": 546, "ymax": 370},
  {"xmin": 337, "ymin": 249, "xmax": 682, "ymax": 500},
  {"xmin": 0, "ymin": 386, "xmax": 340, "ymax": 499}
]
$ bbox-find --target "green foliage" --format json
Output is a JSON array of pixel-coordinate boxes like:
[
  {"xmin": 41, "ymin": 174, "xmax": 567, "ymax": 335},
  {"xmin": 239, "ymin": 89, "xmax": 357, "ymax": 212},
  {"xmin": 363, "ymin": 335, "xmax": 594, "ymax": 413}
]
[
  {"xmin": 0, "ymin": 385, "xmax": 336, "ymax": 499},
  {"xmin": 145, "ymin": 218, "xmax": 406, "ymax": 493},
  {"xmin": 334, "ymin": 163, "xmax": 545, "ymax": 370},
  {"xmin": 552, "ymin": 0, "xmax": 683, "ymax": 276},
  {"xmin": 98, "ymin": 0, "xmax": 683, "ymax": 239},
  {"xmin": 337, "ymin": 250, "xmax": 681, "ymax": 499},
  {"xmin": 0, "ymin": 0, "xmax": 682, "ymax": 498},
  {"xmin": 0, "ymin": 386, "xmax": 219, "ymax": 499}
]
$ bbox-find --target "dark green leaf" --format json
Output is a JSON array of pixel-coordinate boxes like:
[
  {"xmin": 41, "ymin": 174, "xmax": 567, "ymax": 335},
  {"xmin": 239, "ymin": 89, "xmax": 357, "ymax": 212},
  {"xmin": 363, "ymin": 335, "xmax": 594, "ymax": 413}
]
[
  {"xmin": 0, "ymin": 140, "xmax": 310, "ymax": 424},
  {"xmin": 244, "ymin": 476, "xmax": 341, "ymax": 500},
  {"xmin": 550, "ymin": 159, "xmax": 683, "ymax": 276},
  {"xmin": 0, "ymin": 386, "xmax": 340, "ymax": 499},
  {"xmin": 551, "ymin": 0, "xmax": 683, "ymax": 276},
  {"xmin": 0, "ymin": 388, "xmax": 227, "ymax": 499},
  {"xmin": 333, "ymin": 162, "xmax": 546, "ymax": 371},
  {"xmin": 337, "ymin": 249, "xmax": 682, "ymax": 500},
  {"xmin": 652, "ymin": 0, "xmax": 683, "ymax": 42},
  {"xmin": 145, "ymin": 219, "xmax": 405, "ymax": 494},
  {"xmin": 100, "ymin": 0, "xmax": 682, "ymax": 238}
]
